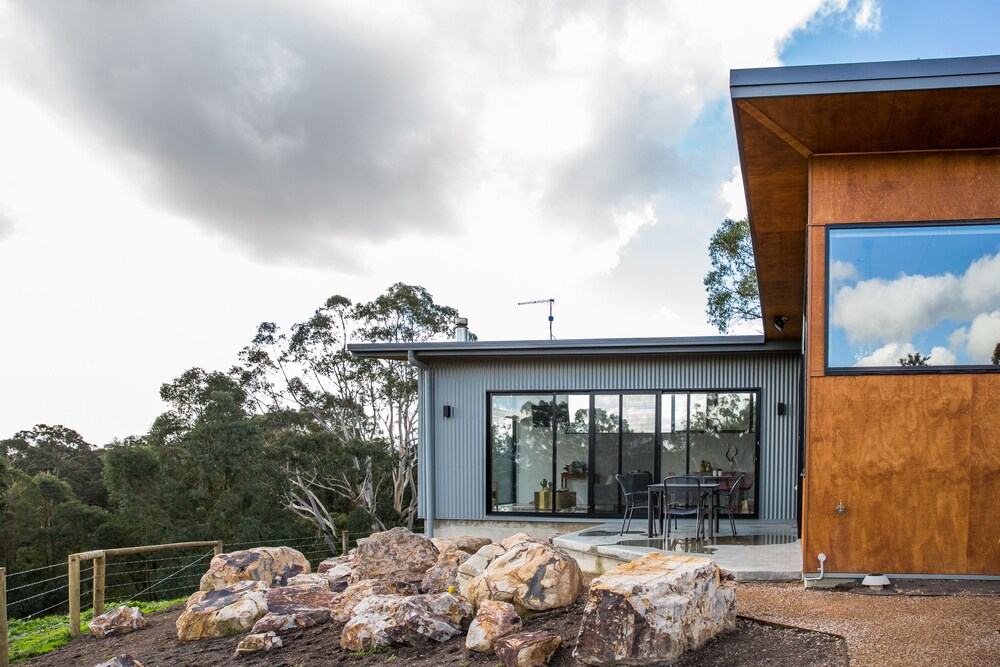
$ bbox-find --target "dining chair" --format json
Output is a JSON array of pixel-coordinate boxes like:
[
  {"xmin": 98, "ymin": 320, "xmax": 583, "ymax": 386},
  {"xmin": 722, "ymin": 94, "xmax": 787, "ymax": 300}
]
[
  {"xmin": 662, "ymin": 475, "xmax": 705, "ymax": 538},
  {"xmin": 615, "ymin": 474, "xmax": 657, "ymax": 536},
  {"xmin": 711, "ymin": 474, "xmax": 745, "ymax": 536}
]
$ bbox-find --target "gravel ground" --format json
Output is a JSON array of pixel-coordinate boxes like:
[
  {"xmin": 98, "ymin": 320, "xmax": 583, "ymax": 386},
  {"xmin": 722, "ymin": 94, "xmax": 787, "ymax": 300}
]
[{"xmin": 737, "ymin": 582, "xmax": 1000, "ymax": 667}]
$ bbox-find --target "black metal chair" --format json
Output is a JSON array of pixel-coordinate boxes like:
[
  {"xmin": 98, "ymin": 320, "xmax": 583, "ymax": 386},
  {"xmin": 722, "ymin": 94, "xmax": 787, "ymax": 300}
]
[
  {"xmin": 615, "ymin": 473, "xmax": 657, "ymax": 535},
  {"xmin": 711, "ymin": 474, "xmax": 745, "ymax": 536},
  {"xmin": 662, "ymin": 475, "xmax": 705, "ymax": 538}
]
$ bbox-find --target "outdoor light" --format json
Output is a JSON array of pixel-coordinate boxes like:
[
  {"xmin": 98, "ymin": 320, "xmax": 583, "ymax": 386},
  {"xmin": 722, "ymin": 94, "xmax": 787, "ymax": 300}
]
[
  {"xmin": 772, "ymin": 316, "xmax": 789, "ymax": 331},
  {"xmin": 443, "ymin": 405, "xmax": 452, "ymax": 418}
]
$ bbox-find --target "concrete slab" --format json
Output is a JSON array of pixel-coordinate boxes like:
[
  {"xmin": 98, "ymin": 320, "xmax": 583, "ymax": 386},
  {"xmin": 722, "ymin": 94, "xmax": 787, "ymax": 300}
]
[{"xmin": 552, "ymin": 521, "xmax": 802, "ymax": 582}]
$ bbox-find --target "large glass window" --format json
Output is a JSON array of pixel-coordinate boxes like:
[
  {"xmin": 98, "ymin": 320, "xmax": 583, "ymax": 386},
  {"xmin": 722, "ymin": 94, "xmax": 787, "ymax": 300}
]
[
  {"xmin": 489, "ymin": 390, "xmax": 759, "ymax": 517},
  {"xmin": 827, "ymin": 222, "xmax": 1000, "ymax": 369}
]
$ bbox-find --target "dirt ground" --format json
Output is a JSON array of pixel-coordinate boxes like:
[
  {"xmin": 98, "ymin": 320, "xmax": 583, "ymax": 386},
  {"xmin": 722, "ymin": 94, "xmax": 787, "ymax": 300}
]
[{"xmin": 24, "ymin": 580, "xmax": 1000, "ymax": 667}]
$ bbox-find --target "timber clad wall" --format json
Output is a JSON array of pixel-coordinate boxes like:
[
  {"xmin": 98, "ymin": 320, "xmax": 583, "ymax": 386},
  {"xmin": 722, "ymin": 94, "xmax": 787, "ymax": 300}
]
[
  {"xmin": 418, "ymin": 352, "xmax": 801, "ymax": 523},
  {"xmin": 803, "ymin": 151, "xmax": 1000, "ymax": 575}
]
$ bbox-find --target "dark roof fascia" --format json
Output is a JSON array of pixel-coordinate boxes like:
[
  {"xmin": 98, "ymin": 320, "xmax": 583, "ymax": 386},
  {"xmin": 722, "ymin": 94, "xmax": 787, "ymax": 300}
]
[
  {"xmin": 348, "ymin": 336, "xmax": 801, "ymax": 360},
  {"xmin": 731, "ymin": 54, "xmax": 1000, "ymax": 99}
]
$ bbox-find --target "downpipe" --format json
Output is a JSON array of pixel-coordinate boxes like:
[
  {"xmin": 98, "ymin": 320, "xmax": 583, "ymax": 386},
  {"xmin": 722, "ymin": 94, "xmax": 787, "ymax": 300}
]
[
  {"xmin": 802, "ymin": 553, "xmax": 827, "ymax": 582},
  {"xmin": 407, "ymin": 350, "xmax": 434, "ymax": 537}
]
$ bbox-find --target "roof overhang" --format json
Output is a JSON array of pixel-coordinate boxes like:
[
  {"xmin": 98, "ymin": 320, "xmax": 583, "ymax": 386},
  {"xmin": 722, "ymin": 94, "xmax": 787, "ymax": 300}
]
[
  {"xmin": 349, "ymin": 335, "xmax": 800, "ymax": 361},
  {"xmin": 731, "ymin": 54, "xmax": 1000, "ymax": 341}
]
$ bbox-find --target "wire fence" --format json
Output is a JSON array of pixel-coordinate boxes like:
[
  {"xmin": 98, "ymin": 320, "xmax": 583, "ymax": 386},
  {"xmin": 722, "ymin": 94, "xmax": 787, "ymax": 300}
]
[{"xmin": 3, "ymin": 530, "xmax": 372, "ymax": 665}]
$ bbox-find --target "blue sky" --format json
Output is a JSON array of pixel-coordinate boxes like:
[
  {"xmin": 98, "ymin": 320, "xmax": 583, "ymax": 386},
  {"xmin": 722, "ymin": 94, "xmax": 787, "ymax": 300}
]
[{"xmin": 1, "ymin": 1, "xmax": 998, "ymax": 443}]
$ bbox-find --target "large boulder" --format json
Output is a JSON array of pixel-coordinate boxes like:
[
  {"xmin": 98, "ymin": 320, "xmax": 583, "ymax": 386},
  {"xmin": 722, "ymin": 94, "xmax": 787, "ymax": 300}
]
[
  {"xmin": 432, "ymin": 536, "xmax": 494, "ymax": 554},
  {"xmin": 329, "ymin": 579, "xmax": 418, "ymax": 624},
  {"xmin": 456, "ymin": 544, "xmax": 506, "ymax": 600},
  {"xmin": 465, "ymin": 599, "xmax": 522, "ymax": 653},
  {"xmin": 199, "ymin": 546, "xmax": 310, "ymax": 591},
  {"xmin": 573, "ymin": 553, "xmax": 736, "ymax": 665},
  {"xmin": 350, "ymin": 527, "xmax": 439, "ymax": 585},
  {"xmin": 248, "ymin": 583, "xmax": 336, "ymax": 633},
  {"xmin": 421, "ymin": 549, "xmax": 471, "ymax": 593},
  {"xmin": 233, "ymin": 631, "xmax": 282, "ymax": 656},
  {"xmin": 89, "ymin": 605, "xmax": 146, "ymax": 638},
  {"xmin": 340, "ymin": 593, "xmax": 473, "ymax": 651},
  {"xmin": 176, "ymin": 581, "xmax": 269, "ymax": 640},
  {"xmin": 466, "ymin": 539, "xmax": 582, "ymax": 612},
  {"xmin": 286, "ymin": 572, "xmax": 348, "ymax": 590},
  {"xmin": 495, "ymin": 630, "xmax": 563, "ymax": 667}
]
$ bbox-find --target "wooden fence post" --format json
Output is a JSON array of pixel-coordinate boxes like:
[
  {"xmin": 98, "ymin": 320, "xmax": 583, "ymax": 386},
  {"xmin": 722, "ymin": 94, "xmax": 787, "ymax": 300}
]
[
  {"xmin": 342, "ymin": 530, "xmax": 349, "ymax": 556},
  {"xmin": 213, "ymin": 541, "xmax": 223, "ymax": 557},
  {"xmin": 92, "ymin": 554, "xmax": 105, "ymax": 617},
  {"xmin": 1, "ymin": 567, "xmax": 9, "ymax": 667},
  {"xmin": 68, "ymin": 556, "xmax": 81, "ymax": 638}
]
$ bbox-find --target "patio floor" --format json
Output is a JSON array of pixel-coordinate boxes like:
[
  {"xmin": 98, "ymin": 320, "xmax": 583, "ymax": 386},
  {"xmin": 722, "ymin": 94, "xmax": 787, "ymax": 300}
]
[{"xmin": 552, "ymin": 519, "xmax": 802, "ymax": 581}]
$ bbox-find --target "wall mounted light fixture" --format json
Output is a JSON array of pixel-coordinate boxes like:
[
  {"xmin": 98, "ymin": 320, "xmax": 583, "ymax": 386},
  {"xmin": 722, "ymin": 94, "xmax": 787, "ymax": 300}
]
[
  {"xmin": 772, "ymin": 315, "xmax": 789, "ymax": 332},
  {"xmin": 443, "ymin": 405, "xmax": 452, "ymax": 418}
]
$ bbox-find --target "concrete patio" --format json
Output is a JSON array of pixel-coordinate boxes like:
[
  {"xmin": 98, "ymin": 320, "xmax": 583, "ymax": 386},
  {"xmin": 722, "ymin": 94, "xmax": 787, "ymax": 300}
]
[{"xmin": 552, "ymin": 519, "xmax": 802, "ymax": 581}]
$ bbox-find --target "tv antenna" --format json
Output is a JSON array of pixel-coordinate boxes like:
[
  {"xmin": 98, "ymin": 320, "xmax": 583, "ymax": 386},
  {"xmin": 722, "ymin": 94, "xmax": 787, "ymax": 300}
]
[{"xmin": 517, "ymin": 298, "xmax": 555, "ymax": 340}]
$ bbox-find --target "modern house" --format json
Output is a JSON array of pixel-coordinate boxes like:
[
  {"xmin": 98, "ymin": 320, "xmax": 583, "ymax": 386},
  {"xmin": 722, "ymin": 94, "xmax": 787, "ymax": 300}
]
[{"xmin": 350, "ymin": 54, "xmax": 1000, "ymax": 578}]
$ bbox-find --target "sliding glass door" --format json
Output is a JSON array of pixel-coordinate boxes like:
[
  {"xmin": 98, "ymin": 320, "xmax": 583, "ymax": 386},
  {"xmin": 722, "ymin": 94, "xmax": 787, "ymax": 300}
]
[{"xmin": 488, "ymin": 390, "xmax": 759, "ymax": 517}]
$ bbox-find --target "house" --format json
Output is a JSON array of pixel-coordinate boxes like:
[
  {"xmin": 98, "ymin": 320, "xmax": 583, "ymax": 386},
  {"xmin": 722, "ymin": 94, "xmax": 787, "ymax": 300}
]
[{"xmin": 350, "ymin": 54, "xmax": 1000, "ymax": 578}]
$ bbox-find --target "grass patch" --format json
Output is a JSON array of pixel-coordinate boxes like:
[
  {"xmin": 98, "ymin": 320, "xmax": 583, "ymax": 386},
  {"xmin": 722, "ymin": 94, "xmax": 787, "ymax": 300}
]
[
  {"xmin": 7, "ymin": 597, "xmax": 188, "ymax": 663},
  {"xmin": 350, "ymin": 645, "xmax": 395, "ymax": 657}
]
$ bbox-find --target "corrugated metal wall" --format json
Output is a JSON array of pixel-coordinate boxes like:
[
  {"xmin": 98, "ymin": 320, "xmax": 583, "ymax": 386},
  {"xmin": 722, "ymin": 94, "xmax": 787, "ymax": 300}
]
[{"xmin": 420, "ymin": 351, "xmax": 801, "ymax": 522}]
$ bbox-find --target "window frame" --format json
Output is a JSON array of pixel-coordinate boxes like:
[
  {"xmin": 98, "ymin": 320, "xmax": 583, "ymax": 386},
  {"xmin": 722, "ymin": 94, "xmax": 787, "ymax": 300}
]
[{"xmin": 824, "ymin": 219, "xmax": 1000, "ymax": 375}]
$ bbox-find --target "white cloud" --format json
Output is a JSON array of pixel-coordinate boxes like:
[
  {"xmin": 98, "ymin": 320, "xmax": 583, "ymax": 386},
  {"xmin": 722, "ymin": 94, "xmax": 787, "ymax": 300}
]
[
  {"xmin": 927, "ymin": 346, "xmax": 957, "ymax": 366},
  {"xmin": 853, "ymin": 0, "xmax": 882, "ymax": 32},
  {"xmin": 829, "ymin": 260, "xmax": 859, "ymax": 283},
  {"xmin": 953, "ymin": 311, "xmax": 1000, "ymax": 363},
  {"xmin": 832, "ymin": 251, "xmax": 1000, "ymax": 345},
  {"xmin": 855, "ymin": 342, "xmax": 917, "ymax": 367},
  {"xmin": 720, "ymin": 167, "xmax": 747, "ymax": 221}
]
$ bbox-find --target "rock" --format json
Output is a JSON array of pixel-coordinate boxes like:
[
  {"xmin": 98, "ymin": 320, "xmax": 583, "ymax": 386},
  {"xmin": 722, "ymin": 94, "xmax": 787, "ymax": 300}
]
[
  {"xmin": 457, "ymin": 544, "xmax": 507, "ymax": 600},
  {"xmin": 340, "ymin": 593, "xmax": 473, "ymax": 651},
  {"xmin": 466, "ymin": 599, "xmax": 523, "ymax": 653},
  {"xmin": 499, "ymin": 532, "xmax": 535, "ymax": 550},
  {"xmin": 317, "ymin": 553, "xmax": 355, "ymax": 576},
  {"xmin": 233, "ymin": 631, "xmax": 282, "ymax": 656},
  {"xmin": 251, "ymin": 611, "xmax": 325, "ymax": 634},
  {"xmin": 199, "ymin": 546, "xmax": 310, "ymax": 591},
  {"xmin": 421, "ymin": 549, "xmax": 471, "ymax": 593},
  {"xmin": 495, "ymin": 630, "xmax": 562, "ymax": 667},
  {"xmin": 432, "ymin": 536, "xmax": 494, "ymax": 554},
  {"xmin": 176, "ymin": 581, "xmax": 269, "ymax": 640},
  {"xmin": 94, "ymin": 656, "xmax": 144, "ymax": 667},
  {"xmin": 350, "ymin": 527, "xmax": 439, "ymax": 585},
  {"xmin": 573, "ymin": 553, "xmax": 736, "ymax": 665},
  {"xmin": 468, "ymin": 539, "xmax": 582, "ymax": 612},
  {"xmin": 329, "ymin": 579, "xmax": 418, "ymax": 623},
  {"xmin": 266, "ymin": 583, "xmax": 338, "ymax": 614},
  {"xmin": 88, "ymin": 605, "xmax": 146, "ymax": 638}
]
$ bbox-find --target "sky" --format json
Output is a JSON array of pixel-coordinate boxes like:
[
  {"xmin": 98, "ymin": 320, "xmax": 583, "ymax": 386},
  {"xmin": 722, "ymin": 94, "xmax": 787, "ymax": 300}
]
[{"xmin": 1, "ymin": 0, "xmax": 998, "ymax": 445}]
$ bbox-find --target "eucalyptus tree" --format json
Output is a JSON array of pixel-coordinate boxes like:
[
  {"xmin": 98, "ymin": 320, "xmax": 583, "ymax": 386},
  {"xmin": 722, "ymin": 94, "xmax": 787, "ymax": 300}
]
[
  {"xmin": 704, "ymin": 218, "xmax": 761, "ymax": 333},
  {"xmin": 234, "ymin": 283, "xmax": 462, "ymax": 535}
]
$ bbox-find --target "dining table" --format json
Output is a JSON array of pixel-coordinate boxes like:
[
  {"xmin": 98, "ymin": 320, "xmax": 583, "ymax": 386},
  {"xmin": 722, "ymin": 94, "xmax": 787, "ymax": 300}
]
[{"xmin": 646, "ymin": 481, "xmax": 723, "ymax": 539}]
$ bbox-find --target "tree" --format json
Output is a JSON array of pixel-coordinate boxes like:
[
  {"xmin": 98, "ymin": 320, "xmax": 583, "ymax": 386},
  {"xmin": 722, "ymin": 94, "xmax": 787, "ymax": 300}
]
[
  {"xmin": 2, "ymin": 425, "xmax": 107, "ymax": 507},
  {"xmin": 899, "ymin": 352, "xmax": 930, "ymax": 366},
  {"xmin": 103, "ymin": 368, "xmax": 310, "ymax": 547},
  {"xmin": 704, "ymin": 218, "xmax": 761, "ymax": 333},
  {"xmin": 992, "ymin": 343, "xmax": 1000, "ymax": 365},
  {"xmin": 234, "ymin": 283, "xmax": 464, "ymax": 537}
]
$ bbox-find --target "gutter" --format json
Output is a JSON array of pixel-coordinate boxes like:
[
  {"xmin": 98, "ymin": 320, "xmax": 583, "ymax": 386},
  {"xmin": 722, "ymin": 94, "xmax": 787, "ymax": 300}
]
[{"xmin": 407, "ymin": 350, "xmax": 434, "ymax": 538}]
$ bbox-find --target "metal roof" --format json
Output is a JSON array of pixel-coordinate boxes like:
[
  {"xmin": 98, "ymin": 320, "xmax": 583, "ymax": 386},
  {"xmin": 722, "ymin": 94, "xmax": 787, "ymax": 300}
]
[
  {"xmin": 731, "ymin": 54, "xmax": 1000, "ymax": 99},
  {"xmin": 348, "ymin": 335, "xmax": 800, "ymax": 360}
]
